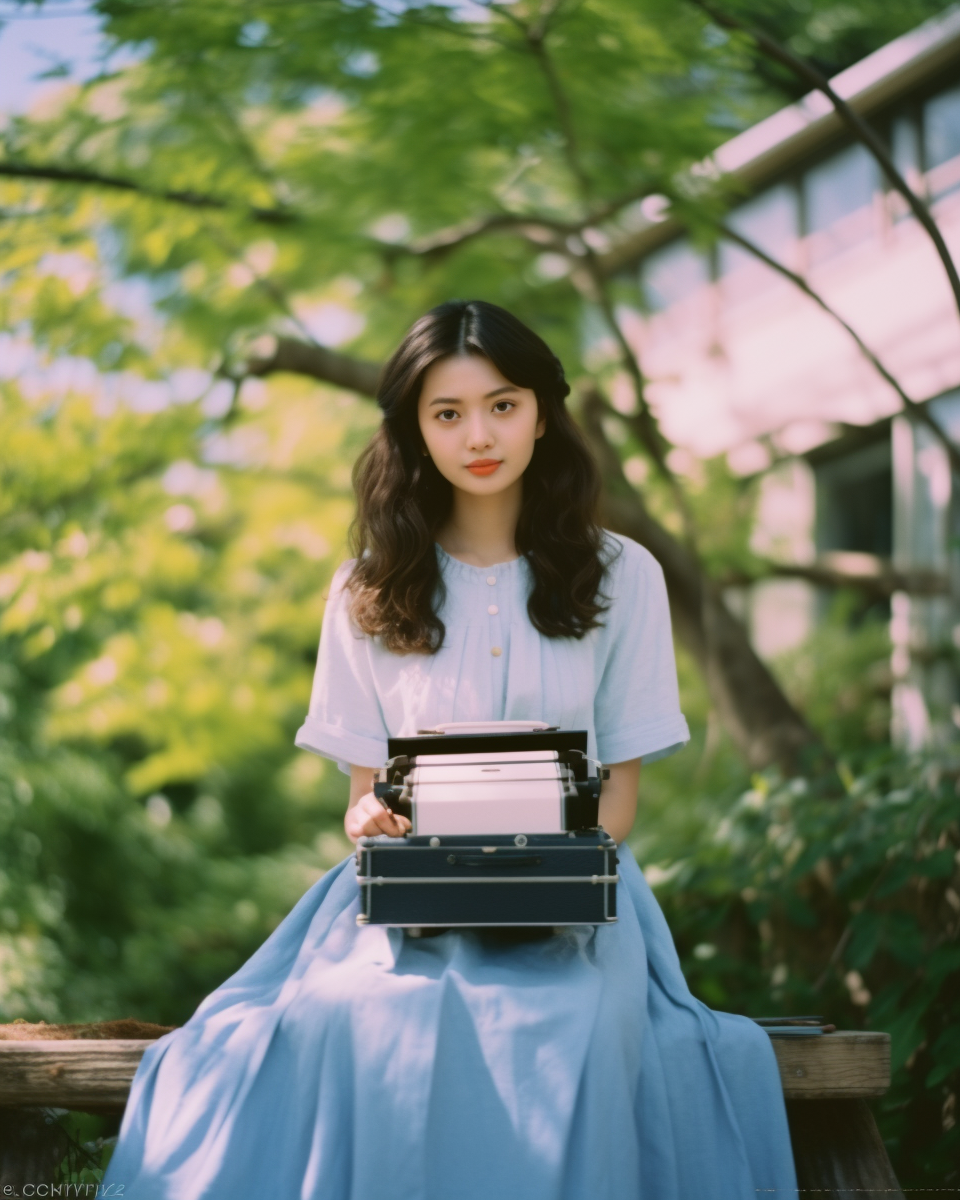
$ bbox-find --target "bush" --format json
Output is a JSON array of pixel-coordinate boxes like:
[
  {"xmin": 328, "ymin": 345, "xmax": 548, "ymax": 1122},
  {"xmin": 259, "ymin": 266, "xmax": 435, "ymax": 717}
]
[{"xmin": 645, "ymin": 746, "xmax": 960, "ymax": 1190}]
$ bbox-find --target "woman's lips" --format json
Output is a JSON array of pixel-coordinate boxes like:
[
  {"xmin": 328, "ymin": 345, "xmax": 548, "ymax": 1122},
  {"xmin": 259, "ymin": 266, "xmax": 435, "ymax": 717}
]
[{"xmin": 466, "ymin": 460, "xmax": 502, "ymax": 476}]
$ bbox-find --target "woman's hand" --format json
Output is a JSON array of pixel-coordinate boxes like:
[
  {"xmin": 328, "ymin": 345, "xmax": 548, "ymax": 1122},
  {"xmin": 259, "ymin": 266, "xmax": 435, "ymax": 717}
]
[
  {"xmin": 344, "ymin": 790, "xmax": 412, "ymax": 842},
  {"xmin": 345, "ymin": 767, "xmax": 410, "ymax": 842}
]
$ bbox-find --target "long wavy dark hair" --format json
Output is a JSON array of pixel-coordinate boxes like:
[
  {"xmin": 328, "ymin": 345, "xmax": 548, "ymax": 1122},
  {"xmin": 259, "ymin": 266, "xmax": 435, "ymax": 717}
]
[{"xmin": 346, "ymin": 299, "xmax": 617, "ymax": 654}]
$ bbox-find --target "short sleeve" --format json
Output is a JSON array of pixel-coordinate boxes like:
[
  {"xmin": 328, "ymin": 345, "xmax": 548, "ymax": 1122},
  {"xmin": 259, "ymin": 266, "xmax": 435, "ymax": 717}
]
[
  {"xmin": 294, "ymin": 560, "xmax": 390, "ymax": 776},
  {"xmin": 593, "ymin": 536, "xmax": 691, "ymax": 765}
]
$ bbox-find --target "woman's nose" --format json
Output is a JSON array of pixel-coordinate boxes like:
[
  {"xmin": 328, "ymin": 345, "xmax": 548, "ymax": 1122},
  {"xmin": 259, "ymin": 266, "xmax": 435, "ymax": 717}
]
[{"xmin": 465, "ymin": 417, "xmax": 494, "ymax": 450}]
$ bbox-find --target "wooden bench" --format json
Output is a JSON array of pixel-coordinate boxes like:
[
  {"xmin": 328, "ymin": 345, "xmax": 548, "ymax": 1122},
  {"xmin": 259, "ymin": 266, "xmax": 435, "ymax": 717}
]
[{"xmin": 0, "ymin": 1023, "xmax": 904, "ymax": 1197}]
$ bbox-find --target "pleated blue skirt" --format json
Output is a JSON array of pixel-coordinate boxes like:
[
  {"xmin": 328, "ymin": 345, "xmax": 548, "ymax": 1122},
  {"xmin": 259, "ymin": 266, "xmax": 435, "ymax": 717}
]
[{"xmin": 101, "ymin": 845, "xmax": 798, "ymax": 1199}]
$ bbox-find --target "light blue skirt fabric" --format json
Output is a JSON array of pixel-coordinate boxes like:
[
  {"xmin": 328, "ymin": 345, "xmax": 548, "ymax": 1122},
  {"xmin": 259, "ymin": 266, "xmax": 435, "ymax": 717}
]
[{"xmin": 102, "ymin": 845, "xmax": 799, "ymax": 1199}]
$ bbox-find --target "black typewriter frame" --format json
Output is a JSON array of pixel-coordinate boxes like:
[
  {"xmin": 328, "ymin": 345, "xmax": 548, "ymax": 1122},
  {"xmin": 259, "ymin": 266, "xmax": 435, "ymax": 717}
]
[{"xmin": 373, "ymin": 729, "xmax": 608, "ymax": 832}]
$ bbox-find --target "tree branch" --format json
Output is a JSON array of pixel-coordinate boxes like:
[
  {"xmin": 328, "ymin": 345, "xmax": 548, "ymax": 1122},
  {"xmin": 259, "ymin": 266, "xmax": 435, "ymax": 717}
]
[
  {"xmin": 577, "ymin": 385, "xmax": 824, "ymax": 773},
  {"xmin": 244, "ymin": 335, "xmax": 381, "ymax": 396},
  {"xmin": 197, "ymin": 83, "xmax": 287, "ymax": 205},
  {"xmin": 501, "ymin": 4, "xmax": 698, "ymax": 548},
  {"xmin": 239, "ymin": 331, "xmax": 950, "ymax": 601},
  {"xmin": 688, "ymin": 0, "xmax": 960, "ymax": 325},
  {"xmin": 199, "ymin": 219, "xmax": 328, "ymax": 353},
  {"xmin": 715, "ymin": 220, "xmax": 960, "ymax": 477},
  {"xmin": 720, "ymin": 555, "xmax": 950, "ymax": 600},
  {"xmin": 576, "ymin": 257, "xmax": 680, "ymax": 482},
  {"xmin": 380, "ymin": 183, "xmax": 661, "ymax": 264},
  {"xmin": 0, "ymin": 162, "xmax": 297, "ymax": 225},
  {"xmin": 381, "ymin": 211, "xmax": 574, "ymax": 262},
  {"xmin": 522, "ymin": 11, "xmax": 593, "ymax": 202},
  {"xmin": 196, "ymin": 221, "xmax": 382, "ymax": 397}
]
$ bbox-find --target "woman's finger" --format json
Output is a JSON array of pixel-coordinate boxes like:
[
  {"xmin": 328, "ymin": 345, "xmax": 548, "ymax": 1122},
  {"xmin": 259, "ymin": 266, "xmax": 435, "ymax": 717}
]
[
  {"xmin": 348, "ymin": 794, "xmax": 410, "ymax": 839},
  {"xmin": 358, "ymin": 806, "xmax": 393, "ymax": 838},
  {"xmin": 358, "ymin": 797, "xmax": 387, "ymax": 830},
  {"xmin": 376, "ymin": 808, "xmax": 403, "ymax": 837},
  {"xmin": 388, "ymin": 807, "xmax": 411, "ymax": 835}
]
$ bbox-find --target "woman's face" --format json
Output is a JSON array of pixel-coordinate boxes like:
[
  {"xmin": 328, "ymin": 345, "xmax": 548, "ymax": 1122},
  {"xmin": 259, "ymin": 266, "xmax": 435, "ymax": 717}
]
[{"xmin": 417, "ymin": 354, "xmax": 546, "ymax": 496}]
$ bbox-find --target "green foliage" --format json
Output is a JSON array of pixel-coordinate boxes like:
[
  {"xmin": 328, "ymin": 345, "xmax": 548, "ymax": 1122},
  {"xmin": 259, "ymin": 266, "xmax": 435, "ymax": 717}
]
[
  {"xmin": 721, "ymin": 0, "xmax": 955, "ymax": 103},
  {"xmin": 629, "ymin": 636, "xmax": 752, "ymax": 865},
  {"xmin": 1, "ymin": 0, "xmax": 748, "ymax": 390},
  {"xmin": 640, "ymin": 748, "xmax": 960, "ymax": 1190},
  {"xmin": 49, "ymin": 1111, "xmax": 119, "ymax": 1187},
  {"xmin": 0, "ymin": 374, "xmax": 373, "ymax": 1026},
  {"xmin": 628, "ymin": 601, "xmax": 947, "ymax": 1188},
  {"xmin": 7, "ymin": 0, "xmax": 932, "ymax": 396},
  {"xmin": 773, "ymin": 592, "xmax": 892, "ymax": 754}
]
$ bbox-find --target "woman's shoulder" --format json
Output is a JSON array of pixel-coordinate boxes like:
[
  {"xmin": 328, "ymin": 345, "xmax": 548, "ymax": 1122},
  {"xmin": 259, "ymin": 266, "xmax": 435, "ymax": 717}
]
[
  {"xmin": 322, "ymin": 559, "xmax": 360, "ymax": 623},
  {"xmin": 329, "ymin": 557, "xmax": 358, "ymax": 588},
  {"xmin": 598, "ymin": 529, "xmax": 665, "ymax": 585}
]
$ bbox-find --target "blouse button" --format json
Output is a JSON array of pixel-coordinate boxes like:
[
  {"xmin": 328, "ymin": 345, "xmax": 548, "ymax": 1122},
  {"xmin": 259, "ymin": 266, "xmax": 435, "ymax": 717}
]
[
  {"xmin": 491, "ymin": 646, "xmax": 502, "ymax": 657},
  {"xmin": 486, "ymin": 575, "xmax": 496, "ymax": 586},
  {"xmin": 488, "ymin": 604, "xmax": 499, "ymax": 615}
]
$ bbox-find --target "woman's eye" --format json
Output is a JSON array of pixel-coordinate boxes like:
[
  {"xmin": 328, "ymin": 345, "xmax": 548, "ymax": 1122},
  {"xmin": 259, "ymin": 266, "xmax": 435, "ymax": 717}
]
[
  {"xmin": 493, "ymin": 401, "xmax": 515, "ymax": 413},
  {"xmin": 437, "ymin": 409, "xmax": 459, "ymax": 421}
]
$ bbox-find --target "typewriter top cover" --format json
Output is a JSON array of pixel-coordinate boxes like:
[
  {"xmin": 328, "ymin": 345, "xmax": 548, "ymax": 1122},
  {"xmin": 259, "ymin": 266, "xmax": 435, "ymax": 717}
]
[{"xmin": 386, "ymin": 721, "xmax": 591, "ymax": 780}]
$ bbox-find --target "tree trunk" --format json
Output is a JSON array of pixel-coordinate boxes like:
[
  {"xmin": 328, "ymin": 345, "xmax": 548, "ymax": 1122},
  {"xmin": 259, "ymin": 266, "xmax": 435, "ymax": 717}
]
[
  {"xmin": 602, "ymin": 490, "xmax": 821, "ymax": 774},
  {"xmin": 575, "ymin": 386, "xmax": 821, "ymax": 775}
]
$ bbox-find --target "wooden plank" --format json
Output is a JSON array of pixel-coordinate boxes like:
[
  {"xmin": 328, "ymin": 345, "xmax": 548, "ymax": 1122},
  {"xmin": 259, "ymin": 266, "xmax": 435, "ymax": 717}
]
[
  {"xmin": 786, "ymin": 1098, "xmax": 905, "ymax": 1200},
  {"xmin": 0, "ymin": 1018, "xmax": 176, "ymax": 1042},
  {"xmin": 773, "ymin": 1031, "xmax": 891, "ymax": 1098},
  {"xmin": 0, "ymin": 1029, "xmax": 891, "ymax": 1109},
  {"xmin": 0, "ymin": 1040, "xmax": 153, "ymax": 1109}
]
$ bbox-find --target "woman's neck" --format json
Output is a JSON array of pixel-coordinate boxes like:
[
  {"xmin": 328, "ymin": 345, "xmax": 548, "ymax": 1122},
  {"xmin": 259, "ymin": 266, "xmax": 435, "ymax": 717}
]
[{"xmin": 436, "ymin": 480, "xmax": 522, "ymax": 568}]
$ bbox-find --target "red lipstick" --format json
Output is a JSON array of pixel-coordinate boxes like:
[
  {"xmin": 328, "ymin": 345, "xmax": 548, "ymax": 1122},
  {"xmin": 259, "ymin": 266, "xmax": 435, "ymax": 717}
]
[{"xmin": 466, "ymin": 459, "xmax": 502, "ymax": 476}]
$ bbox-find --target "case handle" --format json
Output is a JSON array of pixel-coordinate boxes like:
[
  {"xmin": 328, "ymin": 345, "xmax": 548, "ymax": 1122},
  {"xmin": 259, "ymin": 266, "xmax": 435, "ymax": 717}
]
[{"xmin": 445, "ymin": 853, "xmax": 543, "ymax": 869}]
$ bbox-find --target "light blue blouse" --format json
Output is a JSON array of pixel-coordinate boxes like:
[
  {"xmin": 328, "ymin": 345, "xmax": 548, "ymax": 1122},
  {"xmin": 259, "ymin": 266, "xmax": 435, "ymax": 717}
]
[{"xmin": 295, "ymin": 530, "xmax": 690, "ymax": 774}]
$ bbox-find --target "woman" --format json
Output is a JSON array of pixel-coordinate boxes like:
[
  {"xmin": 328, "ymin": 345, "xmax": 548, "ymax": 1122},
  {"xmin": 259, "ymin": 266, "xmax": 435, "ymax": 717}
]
[{"xmin": 102, "ymin": 300, "xmax": 798, "ymax": 1199}]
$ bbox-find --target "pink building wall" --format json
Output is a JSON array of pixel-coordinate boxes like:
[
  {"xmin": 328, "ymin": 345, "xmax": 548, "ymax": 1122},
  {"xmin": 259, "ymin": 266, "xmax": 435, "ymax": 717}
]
[{"xmin": 612, "ymin": 14, "xmax": 960, "ymax": 748}]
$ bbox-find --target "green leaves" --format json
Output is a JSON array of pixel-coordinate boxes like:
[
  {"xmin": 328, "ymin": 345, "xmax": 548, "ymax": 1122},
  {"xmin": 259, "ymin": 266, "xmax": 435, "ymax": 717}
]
[
  {"xmin": 0, "ymin": 368, "xmax": 367, "ymax": 1026},
  {"xmin": 648, "ymin": 746, "xmax": 960, "ymax": 1191},
  {"xmin": 1, "ymin": 0, "xmax": 767, "ymax": 402}
]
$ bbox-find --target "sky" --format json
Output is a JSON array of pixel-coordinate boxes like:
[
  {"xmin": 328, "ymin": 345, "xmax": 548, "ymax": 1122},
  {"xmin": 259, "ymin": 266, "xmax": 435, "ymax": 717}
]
[{"xmin": 0, "ymin": 2, "xmax": 109, "ymax": 114}]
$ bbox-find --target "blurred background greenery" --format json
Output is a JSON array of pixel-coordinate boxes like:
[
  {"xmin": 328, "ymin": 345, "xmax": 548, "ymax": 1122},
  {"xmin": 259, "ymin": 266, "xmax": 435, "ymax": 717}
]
[{"xmin": 0, "ymin": 0, "xmax": 957, "ymax": 1189}]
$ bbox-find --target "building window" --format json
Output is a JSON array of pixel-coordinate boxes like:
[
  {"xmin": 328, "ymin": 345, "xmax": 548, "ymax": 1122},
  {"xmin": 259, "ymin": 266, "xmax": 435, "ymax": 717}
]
[
  {"xmin": 803, "ymin": 143, "xmax": 879, "ymax": 265},
  {"xmin": 923, "ymin": 82, "xmax": 960, "ymax": 200},
  {"xmin": 813, "ymin": 439, "xmax": 893, "ymax": 558},
  {"xmin": 811, "ymin": 437, "xmax": 893, "ymax": 624},
  {"xmin": 639, "ymin": 237, "xmax": 709, "ymax": 313}
]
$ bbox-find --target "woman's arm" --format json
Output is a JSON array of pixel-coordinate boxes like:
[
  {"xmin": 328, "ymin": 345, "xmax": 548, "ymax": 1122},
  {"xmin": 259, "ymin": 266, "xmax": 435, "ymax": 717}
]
[
  {"xmin": 598, "ymin": 758, "xmax": 642, "ymax": 844},
  {"xmin": 344, "ymin": 764, "xmax": 412, "ymax": 843}
]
